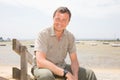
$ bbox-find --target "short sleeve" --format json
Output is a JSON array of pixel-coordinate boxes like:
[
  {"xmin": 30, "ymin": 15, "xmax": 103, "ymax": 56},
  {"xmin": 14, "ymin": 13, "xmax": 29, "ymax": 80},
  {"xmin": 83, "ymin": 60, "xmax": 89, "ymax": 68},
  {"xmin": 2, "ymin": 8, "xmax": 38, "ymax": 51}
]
[
  {"xmin": 34, "ymin": 31, "xmax": 48, "ymax": 54},
  {"xmin": 68, "ymin": 33, "xmax": 76, "ymax": 54}
]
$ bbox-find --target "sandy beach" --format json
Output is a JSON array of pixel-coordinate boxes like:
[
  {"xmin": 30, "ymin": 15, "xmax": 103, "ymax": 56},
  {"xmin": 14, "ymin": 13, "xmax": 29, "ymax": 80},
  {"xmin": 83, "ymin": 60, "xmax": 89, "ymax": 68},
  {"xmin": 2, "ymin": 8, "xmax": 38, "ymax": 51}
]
[{"xmin": 0, "ymin": 40, "xmax": 120, "ymax": 80}]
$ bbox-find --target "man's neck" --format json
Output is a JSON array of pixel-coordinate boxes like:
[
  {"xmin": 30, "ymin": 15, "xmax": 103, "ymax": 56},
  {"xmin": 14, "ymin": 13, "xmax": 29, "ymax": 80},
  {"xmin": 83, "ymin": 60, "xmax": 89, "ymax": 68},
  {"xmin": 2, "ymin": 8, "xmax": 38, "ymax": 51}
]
[{"xmin": 55, "ymin": 30, "xmax": 64, "ymax": 41}]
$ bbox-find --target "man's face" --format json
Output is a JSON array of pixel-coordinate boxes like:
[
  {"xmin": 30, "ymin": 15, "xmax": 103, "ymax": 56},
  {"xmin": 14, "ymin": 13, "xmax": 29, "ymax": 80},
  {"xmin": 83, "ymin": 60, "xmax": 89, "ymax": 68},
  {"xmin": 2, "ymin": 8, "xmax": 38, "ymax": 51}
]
[{"xmin": 53, "ymin": 12, "xmax": 70, "ymax": 32}]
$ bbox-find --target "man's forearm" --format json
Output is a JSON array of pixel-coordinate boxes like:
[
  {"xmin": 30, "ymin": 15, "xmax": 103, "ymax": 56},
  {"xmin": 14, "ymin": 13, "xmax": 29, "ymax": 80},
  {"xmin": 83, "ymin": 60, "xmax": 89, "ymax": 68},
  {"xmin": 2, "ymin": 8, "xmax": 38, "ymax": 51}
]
[
  {"xmin": 70, "ymin": 53, "xmax": 79, "ymax": 79},
  {"xmin": 37, "ymin": 59, "xmax": 64, "ymax": 76},
  {"xmin": 71, "ymin": 60, "xmax": 79, "ymax": 79}
]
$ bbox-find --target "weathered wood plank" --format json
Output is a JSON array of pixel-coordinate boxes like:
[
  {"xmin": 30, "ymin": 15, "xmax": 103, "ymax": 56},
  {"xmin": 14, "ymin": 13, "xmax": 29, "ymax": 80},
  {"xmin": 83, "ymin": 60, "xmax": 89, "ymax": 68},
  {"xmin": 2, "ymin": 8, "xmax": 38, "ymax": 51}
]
[
  {"xmin": 20, "ymin": 46, "xmax": 28, "ymax": 80},
  {"xmin": 12, "ymin": 39, "xmax": 33, "ymax": 64},
  {"xmin": 12, "ymin": 67, "xmax": 21, "ymax": 79},
  {"xmin": 12, "ymin": 39, "xmax": 22, "ymax": 55},
  {"xmin": 26, "ymin": 50, "xmax": 33, "ymax": 65},
  {"xmin": 12, "ymin": 67, "xmax": 33, "ymax": 80}
]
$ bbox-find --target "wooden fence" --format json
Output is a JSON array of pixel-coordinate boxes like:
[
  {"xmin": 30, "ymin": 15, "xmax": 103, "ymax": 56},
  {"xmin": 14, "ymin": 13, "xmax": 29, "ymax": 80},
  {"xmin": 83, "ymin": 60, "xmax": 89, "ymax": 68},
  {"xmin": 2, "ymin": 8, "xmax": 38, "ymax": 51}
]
[{"xmin": 12, "ymin": 39, "xmax": 33, "ymax": 80}]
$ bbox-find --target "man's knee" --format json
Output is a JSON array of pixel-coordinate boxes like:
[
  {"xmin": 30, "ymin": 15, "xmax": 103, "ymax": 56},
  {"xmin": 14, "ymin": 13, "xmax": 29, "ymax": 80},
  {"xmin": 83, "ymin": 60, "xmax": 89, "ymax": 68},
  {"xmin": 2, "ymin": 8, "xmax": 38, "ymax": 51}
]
[
  {"xmin": 79, "ymin": 67, "xmax": 97, "ymax": 80},
  {"xmin": 86, "ymin": 69, "xmax": 97, "ymax": 80},
  {"xmin": 34, "ymin": 68, "xmax": 55, "ymax": 80}
]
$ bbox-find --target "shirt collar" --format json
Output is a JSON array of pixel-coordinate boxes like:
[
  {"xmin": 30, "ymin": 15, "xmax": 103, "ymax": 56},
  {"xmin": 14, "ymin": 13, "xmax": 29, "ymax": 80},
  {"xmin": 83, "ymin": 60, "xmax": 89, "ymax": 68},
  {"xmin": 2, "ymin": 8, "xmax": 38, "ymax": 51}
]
[{"xmin": 50, "ymin": 26, "xmax": 67, "ymax": 36}]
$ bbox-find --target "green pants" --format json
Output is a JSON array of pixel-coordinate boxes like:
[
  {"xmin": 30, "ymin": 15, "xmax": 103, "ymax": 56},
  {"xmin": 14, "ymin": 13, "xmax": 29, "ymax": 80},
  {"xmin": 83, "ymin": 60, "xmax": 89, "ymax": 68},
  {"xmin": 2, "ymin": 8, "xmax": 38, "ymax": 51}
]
[{"xmin": 32, "ymin": 64, "xmax": 97, "ymax": 80}]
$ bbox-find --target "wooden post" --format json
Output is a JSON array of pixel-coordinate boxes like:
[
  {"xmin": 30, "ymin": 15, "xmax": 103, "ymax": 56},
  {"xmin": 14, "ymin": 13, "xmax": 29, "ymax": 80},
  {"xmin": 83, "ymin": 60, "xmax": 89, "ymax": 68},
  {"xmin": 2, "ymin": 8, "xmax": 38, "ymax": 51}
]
[
  {"xmin": 12, "ymin": 67, "xmax": 21, "ymax": 79},
  {"xmin": 20, "ymin": 46, "xmax": 28, "ymax": 80}
]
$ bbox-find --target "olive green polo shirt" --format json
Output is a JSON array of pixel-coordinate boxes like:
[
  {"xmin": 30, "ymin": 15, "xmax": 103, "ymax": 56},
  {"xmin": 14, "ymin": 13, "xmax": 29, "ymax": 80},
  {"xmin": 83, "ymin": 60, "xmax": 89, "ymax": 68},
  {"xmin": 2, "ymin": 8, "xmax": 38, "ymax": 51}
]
[{"xmin": 34, "ymin": 26, "xmax": 76, "ymax": 68}]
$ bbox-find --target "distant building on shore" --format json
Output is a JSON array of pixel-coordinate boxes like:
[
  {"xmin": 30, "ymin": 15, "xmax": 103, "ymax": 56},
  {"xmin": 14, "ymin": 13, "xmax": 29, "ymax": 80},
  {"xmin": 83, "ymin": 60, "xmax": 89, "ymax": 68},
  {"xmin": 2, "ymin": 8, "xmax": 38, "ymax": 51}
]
[
  {"xmin": 0, "ymin": 37, "xmax": 4, "ymax": 41},
  {"xmin": 0, "ymin": 37, "xmax": 11, "ymax": 42}
]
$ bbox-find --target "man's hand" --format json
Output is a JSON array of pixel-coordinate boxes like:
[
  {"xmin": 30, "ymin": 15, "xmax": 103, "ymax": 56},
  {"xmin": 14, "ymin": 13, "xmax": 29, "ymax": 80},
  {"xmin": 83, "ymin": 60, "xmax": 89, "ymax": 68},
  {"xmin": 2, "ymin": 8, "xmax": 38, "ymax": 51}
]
[{"xmin": 66, "ymin": 72, "xmax": 78, "ymax": 80}]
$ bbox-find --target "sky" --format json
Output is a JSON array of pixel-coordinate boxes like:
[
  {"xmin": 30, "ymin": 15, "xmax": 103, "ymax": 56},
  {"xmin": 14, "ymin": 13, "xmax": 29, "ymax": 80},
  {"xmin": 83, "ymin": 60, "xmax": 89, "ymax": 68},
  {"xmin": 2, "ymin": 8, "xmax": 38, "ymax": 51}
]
[{"xmin": 0, "ymin": 0, "xmax": 120, "ymax": 40}]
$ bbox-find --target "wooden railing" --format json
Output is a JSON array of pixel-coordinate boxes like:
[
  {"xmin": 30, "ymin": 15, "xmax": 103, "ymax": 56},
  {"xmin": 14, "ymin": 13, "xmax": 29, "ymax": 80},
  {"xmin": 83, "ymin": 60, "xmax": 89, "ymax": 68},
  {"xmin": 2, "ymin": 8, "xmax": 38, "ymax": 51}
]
[{"xmin": 12, "ymin": 39, "xmax": 33, "ymax": 80}]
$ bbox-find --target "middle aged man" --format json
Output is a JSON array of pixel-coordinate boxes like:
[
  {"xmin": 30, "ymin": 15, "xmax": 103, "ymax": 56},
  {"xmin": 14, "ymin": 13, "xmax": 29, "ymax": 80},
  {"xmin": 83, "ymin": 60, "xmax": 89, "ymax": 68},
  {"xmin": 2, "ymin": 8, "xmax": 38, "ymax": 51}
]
[{"xmin": 32, "ymin": 7, "xmax": 97, "ymax": 80}]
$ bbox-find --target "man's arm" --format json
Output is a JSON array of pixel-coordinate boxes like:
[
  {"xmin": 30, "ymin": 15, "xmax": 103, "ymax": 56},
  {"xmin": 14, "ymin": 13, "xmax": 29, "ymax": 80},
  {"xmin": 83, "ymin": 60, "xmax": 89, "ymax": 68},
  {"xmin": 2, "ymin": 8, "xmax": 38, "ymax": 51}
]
[
  {"xmin": 70, "ymin": 52, "xmax": 79, "ymax": 80},
  {"xmin": 36, "ymin": 51, "xmax": 64, "ymax": 76}
]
